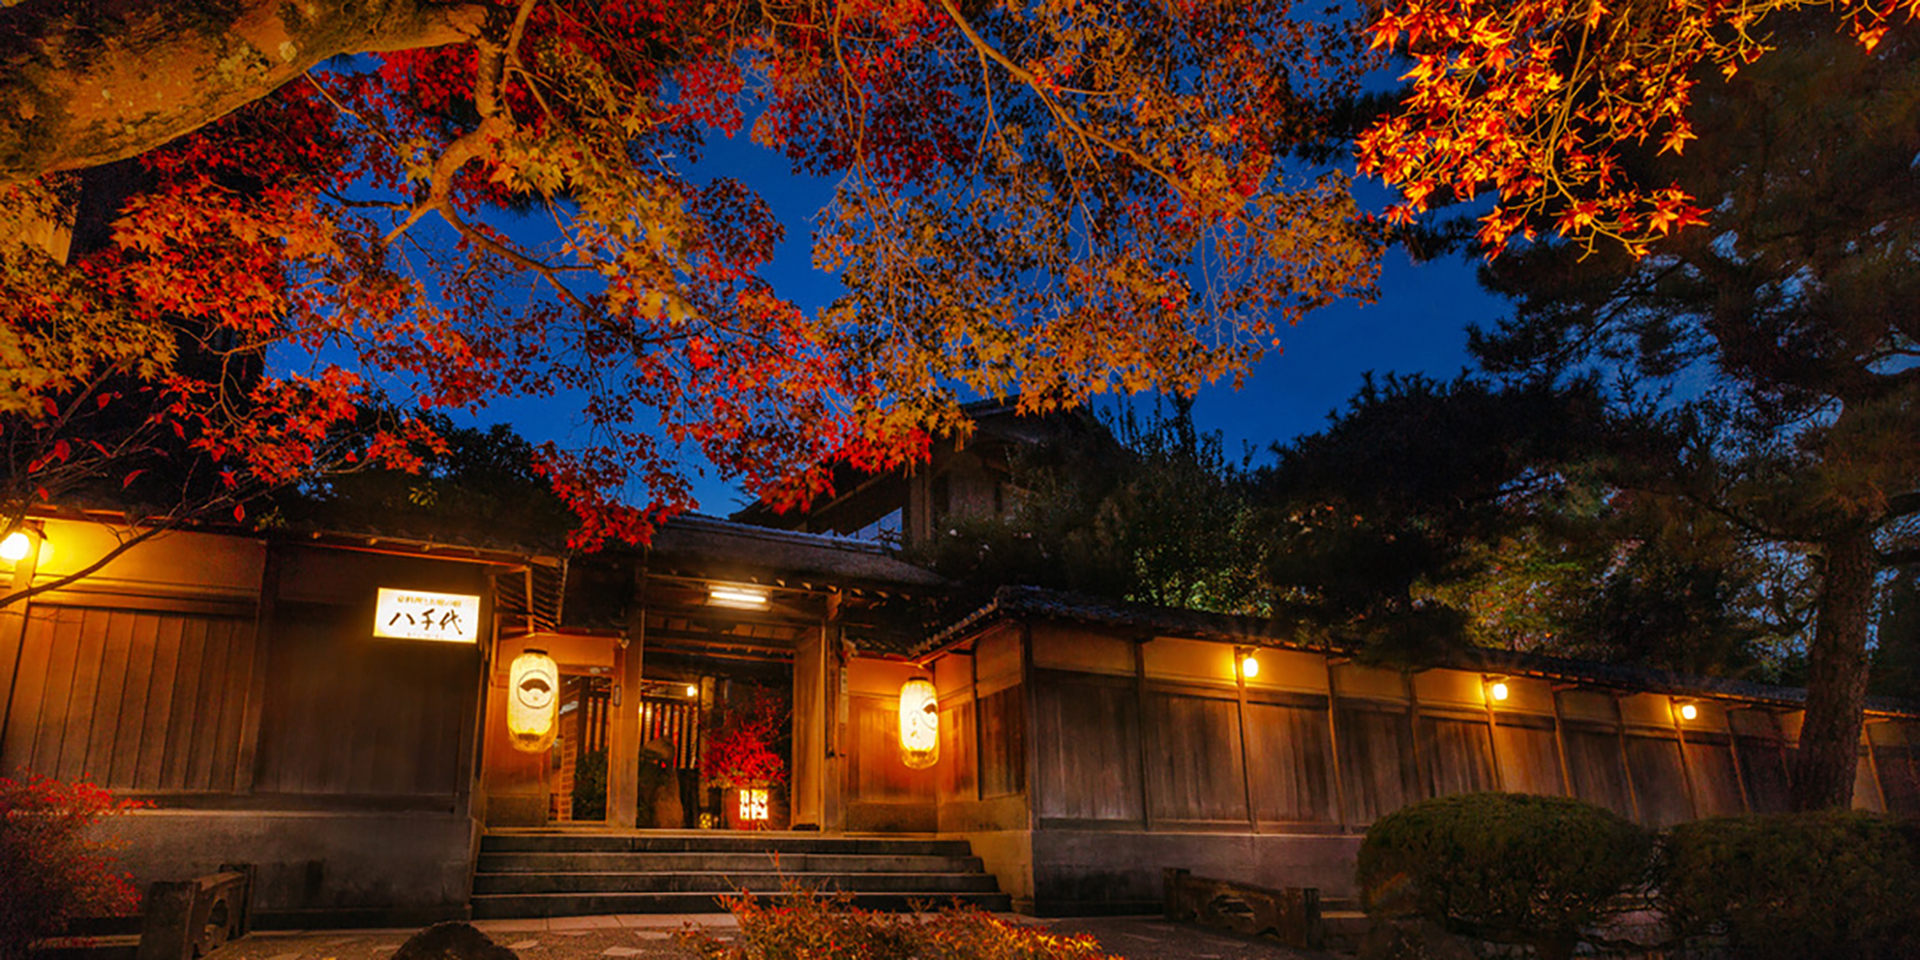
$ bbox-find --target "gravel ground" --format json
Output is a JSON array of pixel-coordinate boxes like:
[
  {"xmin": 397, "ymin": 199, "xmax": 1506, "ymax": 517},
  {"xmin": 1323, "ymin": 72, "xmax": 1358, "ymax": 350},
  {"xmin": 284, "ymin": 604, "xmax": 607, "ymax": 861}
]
[{"xmin": 199, "ymin": 914, "xmax": 1337, "ymax": 960}]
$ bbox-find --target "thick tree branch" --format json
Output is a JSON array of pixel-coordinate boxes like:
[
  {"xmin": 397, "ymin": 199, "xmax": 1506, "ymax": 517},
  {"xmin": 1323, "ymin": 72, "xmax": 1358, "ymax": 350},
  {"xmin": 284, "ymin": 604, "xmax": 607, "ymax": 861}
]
[{"xmin": 0, "ymin": 0, "xmax": 490, "ymax": 184}]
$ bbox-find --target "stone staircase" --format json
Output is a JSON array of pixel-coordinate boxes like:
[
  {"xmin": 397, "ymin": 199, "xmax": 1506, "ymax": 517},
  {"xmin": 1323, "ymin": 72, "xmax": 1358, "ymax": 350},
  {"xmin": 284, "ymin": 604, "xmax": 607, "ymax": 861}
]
[{"xmin": 471, "ymin": 831, "xmax": 1012, "ymax": 918}]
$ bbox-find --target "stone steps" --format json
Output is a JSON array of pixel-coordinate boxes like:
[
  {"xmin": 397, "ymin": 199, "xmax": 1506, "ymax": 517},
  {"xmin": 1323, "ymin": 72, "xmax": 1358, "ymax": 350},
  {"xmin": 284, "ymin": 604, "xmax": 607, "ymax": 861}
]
[{"xmin": 471, "ymin": 832, "xmax": 1011, "ymax": 918}]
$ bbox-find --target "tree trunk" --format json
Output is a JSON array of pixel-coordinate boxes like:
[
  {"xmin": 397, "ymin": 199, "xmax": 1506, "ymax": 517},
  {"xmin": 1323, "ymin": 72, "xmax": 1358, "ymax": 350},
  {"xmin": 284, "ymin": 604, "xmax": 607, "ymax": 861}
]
[
  {"xmin": 0, "ymin": 0, "xmax": 488, "ymax": 185},
  {"xmin": 1791, "ymin": 527, "xmax": 1876, "ymax": 811}
]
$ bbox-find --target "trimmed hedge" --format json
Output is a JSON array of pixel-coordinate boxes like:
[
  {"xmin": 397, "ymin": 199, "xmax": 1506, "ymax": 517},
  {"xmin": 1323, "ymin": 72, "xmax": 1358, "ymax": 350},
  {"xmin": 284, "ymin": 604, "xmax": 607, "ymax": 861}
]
[
  {"xmin": 1659, "ymin": 810, "xmax": 1920, "ymax": 960},
  {"xmin": 1357, "ymin": 792, "xmax": 1651, "ymax": 960}
]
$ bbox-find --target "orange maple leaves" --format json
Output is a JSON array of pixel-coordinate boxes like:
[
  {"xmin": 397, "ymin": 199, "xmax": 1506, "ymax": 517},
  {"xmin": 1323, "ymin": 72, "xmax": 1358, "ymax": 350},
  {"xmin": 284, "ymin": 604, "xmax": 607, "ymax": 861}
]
[{"xmin": 1358, "ymin": 0, "xmax": 1914, "ymax": 254}]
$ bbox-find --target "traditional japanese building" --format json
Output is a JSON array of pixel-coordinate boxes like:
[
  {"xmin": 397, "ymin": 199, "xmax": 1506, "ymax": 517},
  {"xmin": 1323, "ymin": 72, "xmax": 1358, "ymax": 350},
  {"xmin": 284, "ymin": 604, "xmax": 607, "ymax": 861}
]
[{"xmin": 2, "ymin": 509, "xmax": 1917, "ymax": 926}]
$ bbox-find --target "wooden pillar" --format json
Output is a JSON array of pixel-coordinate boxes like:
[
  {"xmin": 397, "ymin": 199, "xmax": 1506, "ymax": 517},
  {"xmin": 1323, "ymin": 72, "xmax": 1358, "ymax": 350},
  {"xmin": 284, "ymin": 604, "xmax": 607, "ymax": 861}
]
[
  {"xmin": 1548, "ymin": 686, "xmax": 1575, "ymax": 797},
  {"xmin": 606, "ymin": 564, "xmax": 647, "ymax": 828},
  {"xmin": 1135, "ymin": 639, "xmax": 1156, "ymax": 831},
  {"xmin": 790, "ymin": 598, "xmax": 831, "ymax": 830},
  {"xmin": 1234, "ymin": 648, "xmax": 1259, "ymax": 832},
  {"xmin": 1325, "ymin": 657, "xmax": 1348, "ymax": 831},
  {"xmin": 823, "ymin": 602, "xmax": 847, "ymax": 832},
  {"xmin": 1862, "ymin": 719, "xmax": 1891, "ymax": 813},
  {"xmin": 1405, "ymin": 671, "xmax": 1426, "ymax": 801},
  {"xmin": 1020, "ymin": 622, "xmax": 1040, "ymax": 830},
  {"xmin": 0, "ymin": 527, "xmax": 45, "ymax": 756},
  {"xmin": 1612, "ymin": 693, "xmax": 1642, "ymax": 823},
  {"xmin": 1724, "ymin": 706, "xmax": 1753, "ymax": 815},
  {"xmin": 1481, "ymin": 678, "xmax": 1507, "ymax": 793},
  {"xmin": 1671, "ymin": 701, "xmax": 1702, "ymax": 821}
]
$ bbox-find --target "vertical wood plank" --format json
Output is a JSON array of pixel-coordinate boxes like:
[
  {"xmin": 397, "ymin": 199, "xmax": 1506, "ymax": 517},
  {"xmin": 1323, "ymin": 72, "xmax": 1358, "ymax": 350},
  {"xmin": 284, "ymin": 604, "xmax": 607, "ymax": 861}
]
[
  {"xmin": 109, "ymin": 612, "xmax": 161, "ymax": 787},
  {"xmin": 158, "ymin": 615, "xmax": 209, "ymax": 790},
  {"xmin": 32, "ymin": 606, "xmax": 85, "ymax": 776},
  {"xmin": 135, "ymin": 614, "xmax": 185, "ymax": 791},
  {"xmin": 56, "ymin": 607, "xmax": 109, "ymax": 780},
  {"xmin": 1134, "ymin": 641, "xmax": 1153, "ymax": 830},
  {"xmin": 209, "ymin": 620, "xmax": 255, "ymax": 792},
  {"xmin": 83, "ymin": 610, "xmax": 135, "ymax": 784},
  {"xmin": 2, "ymin": 607, "xmax": 57, "ymax": 774},
  {"xmin": 1325, "ymin": 660, "xmax": 1347, "ymax": 832},
  {"xmin": 234, "ymin": 548, "xmax": 279, "ymax": 793},
  {"xmin": 1549, "ymin": 688, "xmax": 1575, "ymax": 797},
  {"xmin": 1235, "ymin": 661, "xmax": 1259, "ymax": 832}
]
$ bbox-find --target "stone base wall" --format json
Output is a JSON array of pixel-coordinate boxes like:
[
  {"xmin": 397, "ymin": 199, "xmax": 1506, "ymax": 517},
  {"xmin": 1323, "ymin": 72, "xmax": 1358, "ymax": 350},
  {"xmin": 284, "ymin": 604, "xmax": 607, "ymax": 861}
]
[
  {"xmin": 1023, "ymin": 829, "xmax": 1363, "ymax": 917},
  {"xmin": 99, "ymin": 808, "xmax": 478, "ymax": 929}
]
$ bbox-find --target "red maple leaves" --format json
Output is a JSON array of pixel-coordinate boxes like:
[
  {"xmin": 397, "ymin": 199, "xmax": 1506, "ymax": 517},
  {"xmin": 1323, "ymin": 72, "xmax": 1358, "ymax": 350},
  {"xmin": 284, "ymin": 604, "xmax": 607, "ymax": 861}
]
[{"xmin": 1358, "ymin": 0, "xmax": 1913, "ymax": 254}]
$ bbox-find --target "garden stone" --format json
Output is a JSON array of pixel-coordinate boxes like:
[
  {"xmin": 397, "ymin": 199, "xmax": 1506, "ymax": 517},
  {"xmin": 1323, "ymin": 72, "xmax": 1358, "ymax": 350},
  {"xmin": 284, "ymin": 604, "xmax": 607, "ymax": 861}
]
[
  {"xmin": 1359, "ymin": 918, "xmax": 1477, "ymax": 960},
  {"xmin": 390, "ymin": 923, "xmax": 519, "ymax": 960}
]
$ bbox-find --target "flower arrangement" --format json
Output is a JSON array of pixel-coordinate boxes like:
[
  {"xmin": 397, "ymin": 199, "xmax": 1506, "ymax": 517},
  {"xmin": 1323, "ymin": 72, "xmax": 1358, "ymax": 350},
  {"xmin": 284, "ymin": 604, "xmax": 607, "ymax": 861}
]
[{"xmin": 699, "ymin": 686, "xmax": 789, "ymax": 790}]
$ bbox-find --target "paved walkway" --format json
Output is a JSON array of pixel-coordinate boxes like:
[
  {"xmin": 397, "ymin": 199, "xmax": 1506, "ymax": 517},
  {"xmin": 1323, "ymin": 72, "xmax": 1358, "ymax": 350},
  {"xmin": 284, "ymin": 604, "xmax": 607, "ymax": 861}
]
[{"xmin": 201, "ymin": 914, "xmax": 1337, "ymax": 960}]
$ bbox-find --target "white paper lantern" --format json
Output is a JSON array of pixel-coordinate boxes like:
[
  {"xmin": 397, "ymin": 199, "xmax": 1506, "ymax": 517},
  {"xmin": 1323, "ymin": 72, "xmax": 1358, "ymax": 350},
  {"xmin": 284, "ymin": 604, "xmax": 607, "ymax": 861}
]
[
  {"xmin": 508, "ymin": 648, "xmax": 559, "ymax": 752},
  {"xmin": 899, "ymin": 676, "xmax": 939, "ymax": 770}
]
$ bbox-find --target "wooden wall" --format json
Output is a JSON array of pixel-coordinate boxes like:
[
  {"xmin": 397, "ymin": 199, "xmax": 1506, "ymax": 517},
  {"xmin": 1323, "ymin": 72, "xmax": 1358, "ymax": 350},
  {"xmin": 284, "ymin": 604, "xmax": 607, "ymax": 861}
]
[
  {"xmin": 2, "ymin": 605, "xmax": 256, "ymax": 792},
  {"xmin": 934, "ymin": 619, "xmax": 1920, "ymax": 838},
  {"xmin": 2, "ymin": 524, "xmax": 493, "ymax": 809}
]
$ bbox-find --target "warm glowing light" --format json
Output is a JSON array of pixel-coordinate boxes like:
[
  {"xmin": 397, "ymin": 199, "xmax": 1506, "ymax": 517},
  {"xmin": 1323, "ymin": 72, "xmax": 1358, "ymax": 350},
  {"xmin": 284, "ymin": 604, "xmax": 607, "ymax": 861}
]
[
  {"xmin": 737, "ymin": 787, "xmax": 770, "ymax": 822},
  {"xmin": 373, "ymin": 588, "xmax": 481, "ymax": 642},
  {"xmin": 685, "ymin": 683, "xmax": 700, "ymax": 697},
  {"xmin": 1238, "ymin": 652, "xmax": 1260, "ymax": 680},
  {"xmin": 708, "ymin": 585, "xmax": 770, "ymax": 609},
  {"xmin": 0, "ymin": 532, "xmax": 30, "ymax": 563},
  {"xmin": 899, "ymin": 676, "xmax": 939, "ymax": 769},
  {"xmin": 1679, "ymin": 703, "xmax": 1698, "ymax": 721},
  {"xmin": 507, "ymin": 648, "xmax": 559, "ymax": 752},
  {"xmin": 1490, "ymin": 682, "xmax": 1509, "ymax": 702}
]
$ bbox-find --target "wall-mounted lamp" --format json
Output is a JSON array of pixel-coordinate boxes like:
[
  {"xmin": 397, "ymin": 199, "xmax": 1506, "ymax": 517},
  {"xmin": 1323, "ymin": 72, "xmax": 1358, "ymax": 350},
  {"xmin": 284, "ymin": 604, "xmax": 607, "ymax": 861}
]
[
  {"xmin": 685, "ymin": 683, "xmax": 700, "ymax": 698},
  {"xmin": 1235, "ymin": 648, "xmax": 1260, "ymax": 681},
  {"xmin": 1675, "ymin": 700, "xmax": 1699, "ymax": 722},
  {"xmin": 1485, "ymin": 676, "xmax": 1511, "ymax": 703},
  {"xmin": 1, "ymin": 529, "xmax": 46, "ymax": 566},
  {"xmin": 708, "ymin": 584, "xmax": 770, "ymax": 609}
]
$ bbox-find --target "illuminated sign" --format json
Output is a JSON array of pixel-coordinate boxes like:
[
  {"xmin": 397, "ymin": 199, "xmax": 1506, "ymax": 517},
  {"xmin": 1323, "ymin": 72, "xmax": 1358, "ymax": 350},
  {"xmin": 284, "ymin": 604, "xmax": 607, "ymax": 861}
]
[{"xmin": 373, "ymin": 588, "xmax": 481, "ymax": 643}]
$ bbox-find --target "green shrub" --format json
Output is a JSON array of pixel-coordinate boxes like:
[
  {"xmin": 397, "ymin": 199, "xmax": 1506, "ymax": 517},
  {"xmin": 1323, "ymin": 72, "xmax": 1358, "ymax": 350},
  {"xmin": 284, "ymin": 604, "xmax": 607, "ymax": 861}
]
[
  {"xmin": 1356, "ymin": 792, "xmax": 1652, "ymax": 960},
  {"xmin": 681, "ymin": 885, "xmax": 1115, "ymax": 960},
  {"xmin": 1659, "ymin": 810, "xmax": 1920, "ymax": 960},
  {"xmin": 0, "ymin": 775, "xmax": 142, "ymax": 960},
  {"xmin": 571, "ymin": 749, "xmax": 608, "ymax": 821}
]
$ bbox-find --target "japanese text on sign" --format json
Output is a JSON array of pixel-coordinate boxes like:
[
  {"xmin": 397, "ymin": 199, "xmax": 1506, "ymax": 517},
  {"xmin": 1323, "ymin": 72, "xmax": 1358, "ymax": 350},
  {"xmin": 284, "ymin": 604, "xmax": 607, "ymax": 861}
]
[{"xmin": 374, "ymin": 588, "xmax": 481, "ymax": 643}]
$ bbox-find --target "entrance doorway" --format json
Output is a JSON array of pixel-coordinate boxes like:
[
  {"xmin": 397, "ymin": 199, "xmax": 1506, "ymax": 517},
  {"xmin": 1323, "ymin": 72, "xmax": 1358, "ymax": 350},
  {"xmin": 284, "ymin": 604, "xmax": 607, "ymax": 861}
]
[
  {"xmin": 634, "ymin": 655, "xmax": 793, "ymax": 831},
  {"xmin": 550, "ymin": 672, "xmax": 612, "ymax": 823}
]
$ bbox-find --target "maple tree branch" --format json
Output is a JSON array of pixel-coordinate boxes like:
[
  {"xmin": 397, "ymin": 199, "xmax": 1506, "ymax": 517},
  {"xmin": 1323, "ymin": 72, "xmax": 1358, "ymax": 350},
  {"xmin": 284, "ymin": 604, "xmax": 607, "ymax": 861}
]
[
  {"xmin": 0, "ymin": 522, "xmax": 168, "ymax": 610},
  {"xmin": 432, "ymin": 198, "xmax": 591, "ymax": 313},
  {"xmin": 0, "ymin": 0, "xmax": 492, "ymax": 184},
  {"xmin": 931, "ymin": 0, "xmax": 1189, "ymax": 200}
]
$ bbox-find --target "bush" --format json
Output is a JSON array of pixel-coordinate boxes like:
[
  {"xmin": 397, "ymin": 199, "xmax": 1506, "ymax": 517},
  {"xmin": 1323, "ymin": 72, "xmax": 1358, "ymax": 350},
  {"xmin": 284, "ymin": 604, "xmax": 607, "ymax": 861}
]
[
  {"xmin": 1356, "ymin": 792, "xmax": 1652, "ymax": 960},
  {"xmin": 681, "ymin": 885, "xmax": 1115, "ymax": 960},
  {"xmin": 1659, "ymin": 810, "xmax": 1920, "ymax": 960},
  {"xmin": 0, "ymin": 775, "xmax": 142, "ymax": 960},
  {"xmin": 571, "ymin": 749, "xmax": 608, "ymax": 821}
]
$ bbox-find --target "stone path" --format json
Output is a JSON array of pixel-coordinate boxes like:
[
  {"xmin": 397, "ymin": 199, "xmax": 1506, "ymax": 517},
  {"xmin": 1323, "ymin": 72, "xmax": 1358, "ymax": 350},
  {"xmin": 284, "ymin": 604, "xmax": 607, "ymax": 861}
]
[{"xmin": 200, "ymin": 914, "xmax": 1339, "ymax": 960}]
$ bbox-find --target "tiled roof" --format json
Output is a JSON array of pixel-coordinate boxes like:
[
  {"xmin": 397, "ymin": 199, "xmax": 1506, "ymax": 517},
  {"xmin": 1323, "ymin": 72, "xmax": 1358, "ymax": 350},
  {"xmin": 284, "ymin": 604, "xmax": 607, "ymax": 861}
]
[
  {"xmin": 642, "ymin": 514, "xmax": 947, "ymax": 592},
  {"xmin": 923, "ymin": 585, "xmax": 1920, "ymax": 717}
]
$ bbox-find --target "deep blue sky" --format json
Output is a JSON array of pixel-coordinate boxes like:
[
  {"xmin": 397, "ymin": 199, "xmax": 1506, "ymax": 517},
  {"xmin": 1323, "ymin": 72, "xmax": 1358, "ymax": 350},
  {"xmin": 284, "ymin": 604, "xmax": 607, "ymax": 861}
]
[{"xmin": 466, "ymin": 130, "xmax": 1509, "ymax": 515}]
